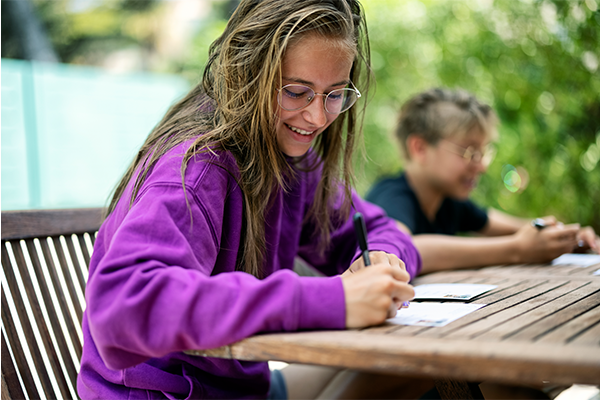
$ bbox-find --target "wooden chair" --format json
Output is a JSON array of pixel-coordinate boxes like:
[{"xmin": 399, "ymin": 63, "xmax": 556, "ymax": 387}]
[{"xmin": 1, "ymin": 208, "xmax": 103, "ymax": 400}]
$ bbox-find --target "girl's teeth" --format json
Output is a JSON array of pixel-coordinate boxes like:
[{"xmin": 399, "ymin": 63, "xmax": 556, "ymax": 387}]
[{"xmin": 289, "ymin": 125, "xmax": 313, "ymax": 135}]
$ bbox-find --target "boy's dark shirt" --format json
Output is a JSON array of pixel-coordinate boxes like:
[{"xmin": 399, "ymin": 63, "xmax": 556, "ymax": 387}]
[{"xmin": 366, "ymin": 172, "xmax": 488, "ymax": 235}]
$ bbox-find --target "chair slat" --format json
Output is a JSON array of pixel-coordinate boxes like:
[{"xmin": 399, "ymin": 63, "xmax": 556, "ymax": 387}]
[
  {"xmin": 50, "ymin": 237, "xmax": 84, "ymax": 325},
  {"xmin": 25, "ymin": 238, "xmax": 80, "ymax": 387},
  {"xmin": 10, "ymin": 241, "xmax": 71, "ymax": 399},
  {"xmin": 78, "ymin": 233, "xmax": 92, "ymax": 271},
  {"xmin": 65, "ymin": 234, "xmax": 88, "ymax": 301},
  {"xmin": 89, "ymin": 232, "xmax": 97, "ymax": 247},
  {"xmin": 1, "ymin": 244, "xmax": 53, "ymax": 398},
  {"xmin": 75, "ymin": 234, "xmax": 91, "ymax": 294},
  {"xmin": 1, "ymin": 292, "xmax": 32, "ymax": 400},
  {"xmin": 39, "ymin": 237, "xmax": 84, "ymax": 362},
  {"xmin": 2, "ymin": 209, "xmax": 100, "ymax": 400}
]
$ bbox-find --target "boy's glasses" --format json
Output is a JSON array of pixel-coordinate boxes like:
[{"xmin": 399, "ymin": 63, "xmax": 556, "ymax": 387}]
[
  {"xmin": 276, "ymin": 83, "xmax": 361, "ymax": 114},
  {"xmin": 442, "ymin": 140, "xmax": 496, "ymax": 167}
]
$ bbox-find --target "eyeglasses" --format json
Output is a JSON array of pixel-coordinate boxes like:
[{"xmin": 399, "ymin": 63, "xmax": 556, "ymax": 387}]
[
  {"xmin": 441, "ymin": 140, "xmax": 496, "ymax": 166},
  {"xmin": 276, "ymin": 83, "xmax": 361, "ymax": 114}
]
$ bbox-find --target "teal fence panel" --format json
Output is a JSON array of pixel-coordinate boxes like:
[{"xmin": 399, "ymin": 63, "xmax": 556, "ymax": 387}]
[
  {"xmin": 2, "ymin": 60, "xmax": 33, "ymax": 209},
  {"xmin": 1, "ymin": 59, "xmax": 190, "ymax": 210}
]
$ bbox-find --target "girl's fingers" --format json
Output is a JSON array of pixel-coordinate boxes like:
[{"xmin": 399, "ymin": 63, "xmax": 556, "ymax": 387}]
[
  {"xmin": 342, "ymin": 264, "xmax": 415, "ymax": 328},
  {"xmin": 369, "ymin": 251, "xmax": 410, "ymax": 282},
  {"xmin": 392, "ymin": 281, "xmax": 415, "ymax": 311}
]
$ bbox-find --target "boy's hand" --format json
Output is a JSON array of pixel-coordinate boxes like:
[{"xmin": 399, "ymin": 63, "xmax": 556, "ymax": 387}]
[
  {"xmin": 575, "ymin": 226, "xmax": 600, "ymax": 253},
  {"xmin": 515, "ymin": 219, "xmax": 580, "ymax": 263}
]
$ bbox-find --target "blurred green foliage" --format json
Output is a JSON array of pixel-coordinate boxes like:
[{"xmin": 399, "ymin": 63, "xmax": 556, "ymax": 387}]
[
  {"xmin": 357, "ymin": 0, "xmax": 599, "ymax": 231},
  {"xmin": 6, "ymin": 0, "xmax": 599, "ymax": 230},
  {"xmin": 2, "ymin": 0, "xmax": 162, "ymax": 65},
  {"xmin": 180, "ymin": 0, "xmax": 599, "ymax": 230}
]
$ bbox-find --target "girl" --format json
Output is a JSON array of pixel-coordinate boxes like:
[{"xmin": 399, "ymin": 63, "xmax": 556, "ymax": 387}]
[{"xmin": 78, "ymin": 1, "xmax": 420, "ymax": 399}]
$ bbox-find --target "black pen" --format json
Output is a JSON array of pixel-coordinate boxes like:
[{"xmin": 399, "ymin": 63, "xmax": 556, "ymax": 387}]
[
  {"xmin": 353, "ymin": 212, "xmax": 409, "ymax": 308},
  {"xmin": 353, "ymin": 212, "xmax": 371, "ymax": 266},
  {"xmin": 531, "ymin": 218, "xmax": 546, "ymax": 230}
]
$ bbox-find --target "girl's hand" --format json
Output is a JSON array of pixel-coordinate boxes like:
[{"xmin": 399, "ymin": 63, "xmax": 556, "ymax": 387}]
[
  {"xmin": 341, "ymin": 252, "xmax": 414, "ymax": 329},
  {"xmin": 342, "ymin": 251, "xmax": 407, "ymax": 276}
]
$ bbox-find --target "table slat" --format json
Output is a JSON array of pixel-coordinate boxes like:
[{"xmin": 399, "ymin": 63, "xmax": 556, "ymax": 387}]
[
  {"xmin": 538, "ymin": 302, "xmax": 600, "ymax": 344},
  {"xmin": 473, "ymin": 280, "xmax": 594, "ymax": 342},
  {"xmin": 508, "ymin": 285, "xmax": 600, "ymax": 342}
]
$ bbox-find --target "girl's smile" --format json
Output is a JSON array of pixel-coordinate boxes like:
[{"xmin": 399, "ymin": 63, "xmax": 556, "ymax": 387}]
[{"xmin": 284, "ymin": 123, "xmax": 317, "ymax": 144}]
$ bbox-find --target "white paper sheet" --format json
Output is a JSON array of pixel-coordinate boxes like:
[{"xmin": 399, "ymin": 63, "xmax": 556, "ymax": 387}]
[
  {"xmin": 593, "ymin": 269, "xmax": 600, "ymax": 276},
  {"xmin": 551, "ymin": 253, "xmax": 600, "ymax": 268},
  {"xmin": 387, "ymin": 302, "xmax": 486, "ymax": 327},
  {"xmin": 413, "ymin": 283, "xmax": 497, "ymax": 301}
]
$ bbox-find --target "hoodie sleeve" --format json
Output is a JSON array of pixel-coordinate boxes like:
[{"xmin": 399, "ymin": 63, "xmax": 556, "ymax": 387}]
[{"xmin": 85, "ymin": 158, "xmax": 346, "ymax": 371}]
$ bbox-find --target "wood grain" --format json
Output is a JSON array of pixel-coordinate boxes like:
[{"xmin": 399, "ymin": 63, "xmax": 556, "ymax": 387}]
[
  {"xmin": 187, "ymin": 329, "xmax": 600, "ymax": 386},
  {"xmin": 189, "ymin": 266, "xmax": 600, "ymax": 388},
  {"xmin": 1, "ymin": 208, "xmax": 104, "ymax": 240}
]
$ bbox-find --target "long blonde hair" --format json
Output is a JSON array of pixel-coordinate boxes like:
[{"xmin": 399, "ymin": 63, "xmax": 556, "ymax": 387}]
[{"xmin": 107, "ymin": 0, "xmax": 371, "ymax": 277}]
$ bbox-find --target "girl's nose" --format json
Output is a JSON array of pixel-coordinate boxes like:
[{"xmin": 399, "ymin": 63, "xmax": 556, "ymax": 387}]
[{"xmin": 302, "ymin": 95, "xmax": 328, "ymax": 128}]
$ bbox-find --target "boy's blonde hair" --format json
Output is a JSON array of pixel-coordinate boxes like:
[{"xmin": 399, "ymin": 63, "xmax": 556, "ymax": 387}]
[{"xmin": 396, "ymin": 88, "xmax": 498, "ymax": 160}]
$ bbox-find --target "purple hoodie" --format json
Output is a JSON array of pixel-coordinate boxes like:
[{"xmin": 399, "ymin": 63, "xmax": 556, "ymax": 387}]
[{"xmin": 78, "ymin": 142, "xmax": 421, "ymax": 399}]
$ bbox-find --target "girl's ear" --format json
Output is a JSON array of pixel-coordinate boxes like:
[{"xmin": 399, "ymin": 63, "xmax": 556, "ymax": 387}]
[{"xmin": 406, "ymin": 134, "xmax": 429, "ymax": 163}]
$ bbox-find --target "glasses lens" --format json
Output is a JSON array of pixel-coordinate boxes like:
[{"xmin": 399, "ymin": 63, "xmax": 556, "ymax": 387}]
[
  {"xmin": 469, "ymin": 149, "xmax": 482, "ymax": 163},
  {"xmin": 481, "ymin": 144, "xmax": 496, "ymax": 166},
  {"xmin": 325, "ymin": 88, "xmax": 357, "ymax": 114},
  {"xmin": 462, "ymin": 147, "xmax": 476, "ymax": 162},
  {"xmin": 278, "ymin": 85, "xmax": 314, "ymax": 111},
  {"xmin": 465, "ymin": 146, "xmax": 493, "ymax": 166}
]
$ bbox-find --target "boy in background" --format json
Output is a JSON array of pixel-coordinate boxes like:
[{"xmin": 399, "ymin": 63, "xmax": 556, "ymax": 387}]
[{"xmin": 366, "ymin": 88, "xmax": 599, "ymax": 275}]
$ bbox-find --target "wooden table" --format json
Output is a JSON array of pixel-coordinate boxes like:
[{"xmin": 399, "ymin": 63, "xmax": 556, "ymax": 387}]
[{"xmin": 187, "ymin": 261, "xmax": 600, "ymax": 398}]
